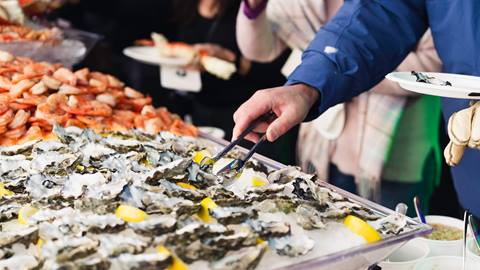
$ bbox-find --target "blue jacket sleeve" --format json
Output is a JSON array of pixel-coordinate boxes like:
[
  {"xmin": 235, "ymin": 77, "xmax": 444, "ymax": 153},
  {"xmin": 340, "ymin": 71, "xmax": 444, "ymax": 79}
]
[{"xmin": 287, "ymin": 0, "xmax": 429, "ymax": 118}]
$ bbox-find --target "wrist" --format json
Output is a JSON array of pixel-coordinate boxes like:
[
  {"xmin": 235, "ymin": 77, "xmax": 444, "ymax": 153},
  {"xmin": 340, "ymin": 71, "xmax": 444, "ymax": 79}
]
[
  {"xmin": 297, "ymin": 83, "xmax": 320, "ymax": 107},
  {"xmin": 242, "ymin": 0, "xmax": 268, "ymax": 20}
]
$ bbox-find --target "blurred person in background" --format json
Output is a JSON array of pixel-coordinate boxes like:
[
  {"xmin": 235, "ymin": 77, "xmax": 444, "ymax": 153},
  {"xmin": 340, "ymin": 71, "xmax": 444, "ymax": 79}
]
[
  {"xmin": 236, "ymin": 0, "xmax": 442, "ymax": 215},
  {"xmin": 169, "ymin": 0, "xmax": 296, "ymax": 163}
]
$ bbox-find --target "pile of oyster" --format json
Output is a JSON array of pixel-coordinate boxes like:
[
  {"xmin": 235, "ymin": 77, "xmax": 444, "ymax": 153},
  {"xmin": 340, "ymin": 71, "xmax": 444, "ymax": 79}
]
[{"xmin": 0, "ymin": 126, "xmax": 413, "ymax": 270}]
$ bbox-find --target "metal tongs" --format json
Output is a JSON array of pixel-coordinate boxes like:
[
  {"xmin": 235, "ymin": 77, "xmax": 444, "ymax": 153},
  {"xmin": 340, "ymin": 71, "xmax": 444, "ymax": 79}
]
[{"xmin": 199, "ymin": 112, "xmax": 276, "ymax": 173}]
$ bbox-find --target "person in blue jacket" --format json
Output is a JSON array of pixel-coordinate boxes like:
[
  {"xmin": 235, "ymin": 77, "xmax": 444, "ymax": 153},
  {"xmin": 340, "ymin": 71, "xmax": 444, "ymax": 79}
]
[{"xmin": 232, "ymin": 0, "xmax": 480, "ymax": 217}]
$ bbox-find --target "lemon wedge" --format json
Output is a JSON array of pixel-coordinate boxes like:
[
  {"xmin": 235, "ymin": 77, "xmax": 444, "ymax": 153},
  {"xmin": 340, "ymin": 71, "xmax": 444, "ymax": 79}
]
[
  {"xmin": 36, "ymin": 238, "xmax": 44, "ymax": 257},
  {"xmin": 192, "ymin": 150, "xmax": 211, "ymax": 164},
  {"xmin": 176, "ymin": 182, "xmax": 197, "ymax": 190},
  {"xmin": 198, "ymin": 197, "xmax": 217, "ymax": 222},
  {"xmin": 0, "ymin": 183, "xmax": 14, "ymax": 198},
  {"xmin": 344, "ymin": 215, "xmax": 381, "ymax": 243},
  {"xmin": 251, "ymin": 176, "xmax": 268, "ymax": 187},
  {"xmin": 157, "ymin": 246, "xmax": 188, "ymax": 270},
  {"xmin": 18, "ymin": 204, "xmax": 38, "ymax": 225},
  {"xmin": 115, "ymin": 205, "xmax": 147, "ymax": 223}
]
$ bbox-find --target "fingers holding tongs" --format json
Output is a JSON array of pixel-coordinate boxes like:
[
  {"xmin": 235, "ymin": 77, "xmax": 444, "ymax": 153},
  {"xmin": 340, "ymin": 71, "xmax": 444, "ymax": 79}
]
[{"xmin": 199, "ymin": 112, "xmax": 276, "ymax": 173}]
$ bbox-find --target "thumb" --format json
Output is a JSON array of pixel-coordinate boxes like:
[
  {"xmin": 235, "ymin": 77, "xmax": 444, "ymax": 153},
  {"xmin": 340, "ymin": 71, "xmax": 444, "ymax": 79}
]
[{"xmin": 265, "ymin": 111, "xmax": 296, "ymax": 142}]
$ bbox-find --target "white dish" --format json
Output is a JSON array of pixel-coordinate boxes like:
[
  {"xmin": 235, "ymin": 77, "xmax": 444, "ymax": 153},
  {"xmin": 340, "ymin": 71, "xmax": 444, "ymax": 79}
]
[
  {"xmin": 386, "ymin": 72, "xmax": 480, "ymax": 99},
  {"xmin": 378, "ymin": 239, "xmax": 429, "ymax": 270},
  {"xmin": 123, "ymin": 46, "xmax": 190, "ymax": 67},
  {"xmin": 414, "ymin": 256, "xmax": 480, "ymax": 270},
  {"xmin": 415, "ymin": 215, "xmax": 463, "ymax": 257}
]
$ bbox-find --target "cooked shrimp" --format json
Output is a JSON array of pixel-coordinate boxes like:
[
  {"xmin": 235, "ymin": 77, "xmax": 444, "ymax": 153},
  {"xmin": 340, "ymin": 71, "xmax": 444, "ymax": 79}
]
[
  {"xmin": 118, "ymin": 96, "xmax": 152, "ymax": 112},
  {"xmin": 42, "ymin": 75, "xmax": 61, "ymax": 90},
  {"xmin": 0, "ymin": 102, "xmax": 9, "ymax": 115},
  {"xmin": 141, "ymin": 105, "xmax": 156, "ymax": 118},
  {"xmin": 0, "ymin": 51, "xmax": 14, "ymax": 62},
  {"xmin": 0, "ymin": 108, "xmax": 14, "ymax": 126},
  {"xmin": 58, "ymin": 84, "xmax": 85, "ymax": 95},
  {"xmin": 96, "ymin": 93, "xmax": 117, "ymax": 107},
  {"xmin": 30, "ymin": 81, "xmax": 48, "ymax": 95},
  {"xmin": 89, "ymin": 78, "xmax": 107, "ymax": 93},
  {"xmin": 143, "ymin": 118, "xmax": 166, "ymax": 134},
  {"xmin": 0, "ymin": 76, "xmax": 12, "ymax": 91},
  {"xmin": 170, "ymin": 119, "xmax": 198, "ymax": 137},
  {"xmin": 4, "ymin": 125, "xmax": 26, "ymax": 139},
  {"xmin": 53, "ymin": 67, "xmax": 77, "ymax": 85},
  {"xmin": 65, "ymin": 118, "xmax": 87, "ymax": 129},
  {"xmin": 8, "ymin": 109, "xmax": 30, "ymax": 129},
  {"xmin": 156, "ymin": 107, "xmax": 175, "ymax": 126},
  {"xmin": 89, "ymin": 72, "xmax": 109, "ymax": 86},
  {"xmin": 10, "ymin": 79, "xmax": 35, "ymax": 98},
  {"xmin": 74, "ymin": 68, "xmax": 89, "ymax": 85},
  {"xmin": 17, "ymin": 126, "xmax": 43, "ymax": 144},
  {"xmin": 61, "ymin": 95, "xmax": 112, "ymax": 117},
  {"xmin": 35, "ymin": 93, "xmax": 69, "ymax": 125},
  {"xmin": 0, "ymin": 124, "xmax": 7, "ymax": 134},
  {"xmin": 124, "ymin": 87, "xmax": 144, "ymax": 99},
  {"xmin": 107, "ymin": 75, "xmax": 124, "ymax": 88},
  {"xmin": 23, "ymin": 62, "xmax": 53, "ymax": 77}
]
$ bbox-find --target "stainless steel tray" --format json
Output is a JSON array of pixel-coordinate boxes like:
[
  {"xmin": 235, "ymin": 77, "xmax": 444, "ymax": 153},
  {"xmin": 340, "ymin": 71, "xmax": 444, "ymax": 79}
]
[{"xmin": 199, "ymin": 132, "xmax": 432, "ymax": 270}]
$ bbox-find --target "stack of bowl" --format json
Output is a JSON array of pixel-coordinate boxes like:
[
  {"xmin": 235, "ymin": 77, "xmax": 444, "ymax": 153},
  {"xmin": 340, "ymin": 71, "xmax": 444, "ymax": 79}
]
[{"xmin": 376, "ymin": 215, "xmax": 480, "ymax": 270}]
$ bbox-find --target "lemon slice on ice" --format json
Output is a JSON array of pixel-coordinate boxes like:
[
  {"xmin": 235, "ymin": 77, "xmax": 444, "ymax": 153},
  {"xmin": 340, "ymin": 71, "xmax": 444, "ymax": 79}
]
[
  {"xmin": 344, "ymin": 215, "xmax": 381, "ymax": 243},
  {"xmin": 176, "ymin": 182, "xmax": 197, "ymax": 190},
  {"xmin": 192, "ymin": 150, "xmax": 211, "ymax": 164},
  {"xmin": 36, "ymin": 238, "xmax": 44, "ymax": 257},
  {"xmin": 115, "ymin": 205, "xmax": 147, "ymax": 223},
  {"xmin": 157, "ymin": 246, "xmax": 188, "ymax": 270},
  {"xmin": 0, "ymin": 183, "xmax": 14, "ymax": 198},
  {"xmin": 198, "ymin": 197, "xmax": 217, "ymax": 222},
  {"xmin": 18, "ymin": 204, "xmax": 38, "ymax": 225},
  {"xmin": 251, "ymin": 176, "xmax": 268, "ymax": 187}
]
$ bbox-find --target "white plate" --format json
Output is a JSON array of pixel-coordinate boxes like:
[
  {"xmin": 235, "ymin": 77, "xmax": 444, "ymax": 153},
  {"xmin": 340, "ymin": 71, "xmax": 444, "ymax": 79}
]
[
  {"xmin": 123, "ymin": 46, "xmax": 190, "ymax": 67},
  {"xmin": 386, "ymin": 72, "xmax": 480, "ymax": 99}
]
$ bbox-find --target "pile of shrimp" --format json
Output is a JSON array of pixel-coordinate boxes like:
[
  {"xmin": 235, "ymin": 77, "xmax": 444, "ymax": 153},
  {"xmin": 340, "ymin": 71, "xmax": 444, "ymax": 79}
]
[
  {"xmin": 0, "ymin": 50, "xmax": 197, "ymax": 146},
  {"xmin": 0, "ymin": 25, "xmax": 61, "ymax": 43}
]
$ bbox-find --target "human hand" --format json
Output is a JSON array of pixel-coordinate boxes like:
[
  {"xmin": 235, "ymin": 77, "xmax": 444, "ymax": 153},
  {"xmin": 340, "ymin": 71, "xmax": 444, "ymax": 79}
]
[
  {"xmin": 193, "ymin": 43, "xmax": 236, "ymax": 62},
  {"xmin": 232, "ymin": 84, "xmax": 319, "ymax": 142}
]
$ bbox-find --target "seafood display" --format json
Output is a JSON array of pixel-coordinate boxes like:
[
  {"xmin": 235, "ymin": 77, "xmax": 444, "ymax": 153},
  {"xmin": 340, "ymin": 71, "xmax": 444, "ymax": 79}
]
[
  {"xmin": 147, "ymin": 33, "xmax": 237, "ymax": 80},
  {"xmin": 0, "ymin": 50, "xmax": 197, "ymax": 146},
  {"xmin": 444, "ymin": 101, "xmax": 480, "ymax": 166},
  {"xmin": 0, "ymin": 125, "xmax": 418, "ymax": 270},
  {"xmin": 0, "ymin": 25, "xmax": 61, "ymax": 43}
]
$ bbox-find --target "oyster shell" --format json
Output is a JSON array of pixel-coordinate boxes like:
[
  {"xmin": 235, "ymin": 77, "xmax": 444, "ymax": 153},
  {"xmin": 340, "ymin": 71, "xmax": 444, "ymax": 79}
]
[
  {"xmin": 0, "ymin": 226, "xmax": 38, "ymax": 249},
  {"xmin": 110, "ymin": 253, "xmax": 172, "ymax": 270},
  {"xmin": 41, "ymin": 236, "xmax": 99, "ymax": 263},
  {"xmin": 0, "ymin": 255, "xmax": 40, "ymax": 270},
  {"xmin": 295, "ymin": 204, "xmax": 326, "ymax": 230},
  {"xmin": 210, "ymin": 242, "xmax": 267, "ymax": 270},
  {"xmin": 270, "ymin": 234, "xmax": 315, "ymax": 257},
  {"xmin": 128, "ymin": 215, "xmax": 177, "ymax": 236}
]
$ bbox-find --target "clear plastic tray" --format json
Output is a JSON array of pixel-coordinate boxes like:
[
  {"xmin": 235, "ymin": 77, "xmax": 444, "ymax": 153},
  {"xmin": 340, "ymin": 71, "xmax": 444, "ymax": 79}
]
[{"xmin": 199, "ymin": 132, "xmax": 432, "ymax": 270}]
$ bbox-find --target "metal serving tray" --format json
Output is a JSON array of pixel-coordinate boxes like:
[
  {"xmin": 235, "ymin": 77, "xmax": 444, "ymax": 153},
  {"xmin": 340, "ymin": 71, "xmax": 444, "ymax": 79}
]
[{"xmin": 199, "ymin": 132, "xmax": 432, "ymax": 270}]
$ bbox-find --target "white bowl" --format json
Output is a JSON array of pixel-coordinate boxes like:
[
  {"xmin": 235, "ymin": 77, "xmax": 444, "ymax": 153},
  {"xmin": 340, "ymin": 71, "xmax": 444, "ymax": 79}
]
[
  {"xmin": 378, "ymin": 239, "xmax": 429, "ymax": 270},
  {"xmin": 414, "ymin": 256, "xmax": 480, "ymax": 270},
  {"xmin": 416, "ymin": 215, "xmax": 463, "ymax": 257},
  {"xmin": 467, "ymin": 238, "xmax": 480, "ymax": 264}
]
